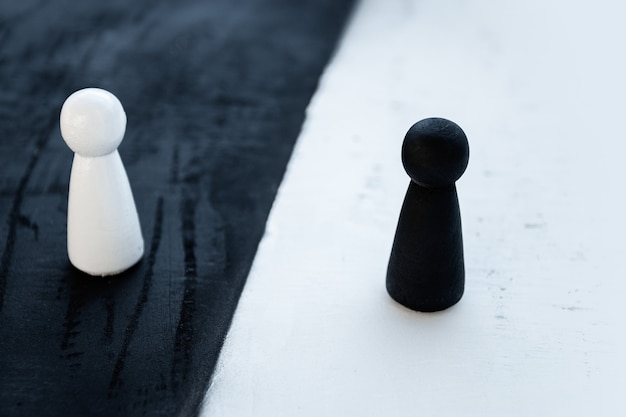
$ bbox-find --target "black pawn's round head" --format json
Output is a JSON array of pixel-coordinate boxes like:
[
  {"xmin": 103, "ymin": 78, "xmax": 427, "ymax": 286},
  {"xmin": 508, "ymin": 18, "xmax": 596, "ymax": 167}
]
[{"xmin": 402, "ymin": 118, "xmax": 469, "ymax": 187}]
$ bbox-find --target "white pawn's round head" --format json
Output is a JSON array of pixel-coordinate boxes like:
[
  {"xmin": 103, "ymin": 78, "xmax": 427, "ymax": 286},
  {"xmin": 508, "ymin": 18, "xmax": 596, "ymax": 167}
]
[{"xmin": 60, "ymin": 88, "xmax": 127, "ymax": 157}]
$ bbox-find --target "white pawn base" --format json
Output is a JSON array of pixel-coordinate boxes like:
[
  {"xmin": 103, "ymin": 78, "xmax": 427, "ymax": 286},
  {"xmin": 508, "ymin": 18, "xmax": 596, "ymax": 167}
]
[{"xmin": 67, "ymin": 151, "xmax": 144, "ymax": 276}]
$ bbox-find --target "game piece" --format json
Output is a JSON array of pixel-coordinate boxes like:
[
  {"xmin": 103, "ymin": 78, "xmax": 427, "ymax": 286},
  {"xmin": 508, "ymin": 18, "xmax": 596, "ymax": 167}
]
[
  {"xmin": 60, "ymin": 88, "xmax": 144, "ymax": 276},
  {"xmin": 386, "ymin": 117, "xmax": 469, "ymax": 312}
]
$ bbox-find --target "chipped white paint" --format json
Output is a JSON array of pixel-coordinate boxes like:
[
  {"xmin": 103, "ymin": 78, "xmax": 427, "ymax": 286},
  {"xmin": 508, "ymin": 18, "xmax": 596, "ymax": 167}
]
[
  {"xmin": 203, "ymin": 0, "xmax": 626, "ymax": 415},
  {"xmin": 60, "ymin": 88, "xmax": 144, "ymax": 276}
]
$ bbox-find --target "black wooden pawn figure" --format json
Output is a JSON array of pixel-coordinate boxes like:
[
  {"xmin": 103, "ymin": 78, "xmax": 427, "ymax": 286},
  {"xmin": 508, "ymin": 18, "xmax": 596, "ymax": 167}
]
[{"xmin": 387, "ymin": 118, "xmax": 469, "ymax": 312}]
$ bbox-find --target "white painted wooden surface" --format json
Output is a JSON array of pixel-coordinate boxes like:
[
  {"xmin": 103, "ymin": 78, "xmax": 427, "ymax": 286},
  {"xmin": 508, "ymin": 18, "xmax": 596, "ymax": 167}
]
[{"xmin": 202, "ymin": 0, "xmax": 626, "ymax": 415}]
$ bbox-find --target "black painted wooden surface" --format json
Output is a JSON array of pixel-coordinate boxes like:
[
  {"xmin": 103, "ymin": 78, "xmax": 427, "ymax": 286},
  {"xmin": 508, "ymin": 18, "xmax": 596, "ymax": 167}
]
[{"xmin": 0, "ymin": 1, "xmax": 354, "ymax": 415}]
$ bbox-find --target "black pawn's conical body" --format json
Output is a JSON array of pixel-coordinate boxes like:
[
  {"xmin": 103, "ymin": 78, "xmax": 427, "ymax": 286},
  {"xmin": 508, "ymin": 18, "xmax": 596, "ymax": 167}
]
[
  {"xmin": 386, "ymin": 182, "xmax": 464, "ymax": 312},
  {"xmin": 386, "ymin": 117, "xmax": 469, "ymax": 312}
]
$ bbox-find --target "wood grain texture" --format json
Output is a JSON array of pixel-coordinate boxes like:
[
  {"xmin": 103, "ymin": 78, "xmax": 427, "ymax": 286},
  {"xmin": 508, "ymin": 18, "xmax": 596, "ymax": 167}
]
[{"xmin": 0, "ymin": 1, "xmax": 354, "ymax": 415}]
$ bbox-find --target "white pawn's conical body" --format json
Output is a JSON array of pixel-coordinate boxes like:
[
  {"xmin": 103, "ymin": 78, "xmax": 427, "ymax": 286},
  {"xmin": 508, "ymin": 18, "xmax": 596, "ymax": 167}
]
[
  {"xmin": 67, "ymin": 151, "xmax": 143, "ymax": 275},
  {"xmin": 60, "ymin": 88, "xmax": 143, "ymax": 276}
]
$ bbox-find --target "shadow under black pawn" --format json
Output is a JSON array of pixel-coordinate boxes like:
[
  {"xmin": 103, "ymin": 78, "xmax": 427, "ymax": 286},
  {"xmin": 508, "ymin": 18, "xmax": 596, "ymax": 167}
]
[{"xmin": 387, "ymin": 118, "xmax": 470, "ymax": 312}]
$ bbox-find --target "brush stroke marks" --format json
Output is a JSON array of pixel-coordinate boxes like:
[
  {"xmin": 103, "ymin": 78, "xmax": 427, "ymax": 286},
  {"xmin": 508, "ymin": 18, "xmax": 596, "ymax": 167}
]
[
  {"xmin": 171, "ymin": 192, "xmax": 198, "ymax": 393},
  {"xmin": 0, "ymin": 114, "xmax": 56, "ymax": 312},
  {"xmin": 109, "ymin": 197, "xmax": 164, "ymax": 395}
]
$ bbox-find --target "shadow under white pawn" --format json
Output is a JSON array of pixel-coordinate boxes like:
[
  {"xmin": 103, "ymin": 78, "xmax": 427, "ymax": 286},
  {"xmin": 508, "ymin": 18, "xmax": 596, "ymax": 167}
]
[{"xmin": 60, "ymin": 88, "xmax": 144, "ymax": 276}]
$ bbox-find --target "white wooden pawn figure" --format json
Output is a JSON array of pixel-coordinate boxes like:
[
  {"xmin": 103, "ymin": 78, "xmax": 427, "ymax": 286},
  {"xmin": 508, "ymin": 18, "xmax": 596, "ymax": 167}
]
[{"xmin": 60, "ymin": 88, "xmax": 144, "ymax": 276}]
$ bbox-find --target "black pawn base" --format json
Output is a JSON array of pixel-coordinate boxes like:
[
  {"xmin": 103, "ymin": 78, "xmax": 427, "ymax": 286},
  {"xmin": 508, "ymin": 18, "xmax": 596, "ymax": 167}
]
[{"xmin": 386, "ymin": 182, "xmax": 465, "ymax": 312}]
